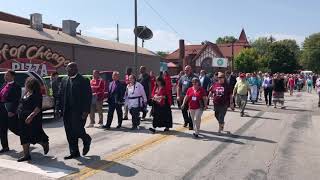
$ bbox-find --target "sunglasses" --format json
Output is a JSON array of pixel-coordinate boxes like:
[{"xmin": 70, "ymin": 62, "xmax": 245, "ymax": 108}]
[{"xmin": 218, "ymin": 77, "xmax": 224, "ymax": 79}]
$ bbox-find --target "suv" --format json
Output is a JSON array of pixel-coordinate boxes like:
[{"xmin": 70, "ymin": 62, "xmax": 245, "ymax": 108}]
[{"xmin": 0, "ymin": 71, "xmax": 54, "ymax": 110}]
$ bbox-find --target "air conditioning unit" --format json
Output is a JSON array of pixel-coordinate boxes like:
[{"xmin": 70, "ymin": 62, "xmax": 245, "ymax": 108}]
[{"xmin": 30, "ymin": 13, "xmax": 43, "ymax": 31}]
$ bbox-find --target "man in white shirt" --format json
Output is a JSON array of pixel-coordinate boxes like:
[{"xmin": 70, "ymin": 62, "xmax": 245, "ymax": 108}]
[{"xmin": 125, "ymin": 75, "xmax": 147, "ymax": 130}]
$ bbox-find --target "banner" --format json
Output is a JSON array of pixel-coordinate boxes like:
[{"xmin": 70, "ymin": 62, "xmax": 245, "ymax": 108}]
[{"xmin": 213, "ymin": 58, "xmax": 228, "ymax": 68}]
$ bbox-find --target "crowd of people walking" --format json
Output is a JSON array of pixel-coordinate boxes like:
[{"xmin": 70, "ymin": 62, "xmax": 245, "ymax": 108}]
[{"xmin": 0, "ymin": 63, "xmax": 319, "ymax": 163}]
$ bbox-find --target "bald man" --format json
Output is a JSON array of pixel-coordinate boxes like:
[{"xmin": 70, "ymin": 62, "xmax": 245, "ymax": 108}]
[
  {"xmin": 60, "ymin": 62, "xmax": 92, "ymax": 159},
  {"xmin": 177, "ymin": 65, "xmax": 197, "ymax": 130}
]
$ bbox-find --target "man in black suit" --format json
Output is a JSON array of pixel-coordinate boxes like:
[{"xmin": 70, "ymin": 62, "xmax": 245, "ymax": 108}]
[
  {"xmin": 103, "ymin": 71, "xmax": 125, "ymax": 129},
  {"xmin": 59, "ymin": 63, "xmax": 92, "ymax": 159},
  {"xmin": 0, "ymin": 70, "xmax": 21, "ymax": 153}
]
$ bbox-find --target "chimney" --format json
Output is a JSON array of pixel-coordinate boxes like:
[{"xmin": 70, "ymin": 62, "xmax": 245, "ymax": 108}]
[
  {"xmin": 62, "ymin": 20, "xmax": 80, "ymax": 36},
  {"xmin": 30, "ymin": 13, "xmax": 43, "ymax": 31},
  {"xmin": 179, "ymin": 39, "xmax": 186, "ymax": 68}
]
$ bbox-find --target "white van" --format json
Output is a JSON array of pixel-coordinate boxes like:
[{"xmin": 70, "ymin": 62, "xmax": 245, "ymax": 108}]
[{"xmin": 300, "ymin": 71, "xmax": 313, "ymax": 77}]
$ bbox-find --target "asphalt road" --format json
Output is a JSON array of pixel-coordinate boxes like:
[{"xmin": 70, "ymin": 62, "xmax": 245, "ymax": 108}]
[{"xmin": 0, "ymin": 91, "xmax": 319, "ymax": 180}]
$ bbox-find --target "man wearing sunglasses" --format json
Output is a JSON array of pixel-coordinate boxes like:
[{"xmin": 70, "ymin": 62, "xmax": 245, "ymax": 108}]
[{"xmin": 209, "ymin": 72, "xmax": 233, "ymax": 133}]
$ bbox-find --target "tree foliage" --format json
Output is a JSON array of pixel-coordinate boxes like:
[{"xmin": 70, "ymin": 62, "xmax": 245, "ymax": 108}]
[
  {"xmin": 267, "ymin": 42, "xmax": 299, "ymax": 73},
  {"xmin": 216, "ymin": 36, "xmax": 237, "ymax": 44},
  {"xmin": 300, "ymin": 33, "xmax": 320, "ymax": 73},
  {"xmin": 234, "ymin": 48, "xmax": 259, "ymax": 73},
  {"xmin": 156, "ymin": 51, "xmax": 169, "ymax": 58},
  {"xmin": 234, "ymin": 37, "xmax": 300, "ymax": 73}
]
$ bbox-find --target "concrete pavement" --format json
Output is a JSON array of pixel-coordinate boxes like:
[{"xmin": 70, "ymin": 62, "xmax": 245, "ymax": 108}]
[{"xmin": 0, "ymin": 92, "xmax": 319, "ymax": 180}]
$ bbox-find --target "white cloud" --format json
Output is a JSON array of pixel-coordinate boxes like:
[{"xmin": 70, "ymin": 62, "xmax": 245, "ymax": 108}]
[
  {"xmin": 254, "ymin": 33, "xmax": 306, "ymax": 46},
  {"xmin": 83, "ymin": 26, "xmax": 180, "ymax": 52}
]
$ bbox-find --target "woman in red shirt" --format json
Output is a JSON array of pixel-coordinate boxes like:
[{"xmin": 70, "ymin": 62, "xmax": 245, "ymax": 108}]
[
  {"xmin": 182, "ymin": 78, "xmax": 208, "ymax": 138},
  {"xmin": 149, "ymin": 77, "xmax": 173, "ymax": 133}
]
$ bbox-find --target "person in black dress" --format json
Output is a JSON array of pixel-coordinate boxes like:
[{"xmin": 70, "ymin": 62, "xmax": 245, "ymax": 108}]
[
  {"xmin": 149, "ymin": 77, "xmax": 173, "ymax": 133},
  {"xmin": 18, "ymin": 77, "xmax": 49, "ymax": 162}
]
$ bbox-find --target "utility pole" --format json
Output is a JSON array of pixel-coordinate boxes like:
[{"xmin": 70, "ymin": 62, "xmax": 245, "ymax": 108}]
[
  {"xmin": 116, "ymin": 24, "xmax": 119, "ymax": 42},
  {"xmin": 231, "ymin": 42, "xmax": 234, "ymax": 72},
  {"xmin": 134, "ymin": 0, "xmax": 138, "ymax": 75}
]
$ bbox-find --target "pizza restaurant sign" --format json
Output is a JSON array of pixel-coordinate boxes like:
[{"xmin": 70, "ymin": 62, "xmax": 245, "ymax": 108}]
[{"xmin": 0, "ymin": 43, "xmax": 71, "ymax": 76}]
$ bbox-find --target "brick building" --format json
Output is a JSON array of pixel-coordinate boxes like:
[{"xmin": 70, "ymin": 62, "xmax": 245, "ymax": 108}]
[{"xmin": 164, "ymin": 29, "xmax": 250, "ymax": 75}]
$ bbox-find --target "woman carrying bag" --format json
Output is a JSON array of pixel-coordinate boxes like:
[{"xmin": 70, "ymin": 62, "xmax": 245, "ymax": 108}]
[
  {"xmin": 149, "ymin": 77, "xmax": 173, "ymax": 133},
  {"xmin": 182, "ymin": 78, "xmax": 208, "ymax": 138}
]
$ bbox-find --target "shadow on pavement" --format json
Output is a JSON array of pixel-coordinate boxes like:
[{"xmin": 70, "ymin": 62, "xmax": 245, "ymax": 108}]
[
  {"xmin": 163, "ymin": 130, "xmax": 245, "ymax": 145},
  {"xmin": 200, "ymin": 130, "xmax": 277, "ymax": 144},
  {"xmin": 246, "ymin": 115, "xmax": 281, "ymax": 121},
  {"xmin": 76, "ymin": 155, "xmax": 138, "ymax": 177}
]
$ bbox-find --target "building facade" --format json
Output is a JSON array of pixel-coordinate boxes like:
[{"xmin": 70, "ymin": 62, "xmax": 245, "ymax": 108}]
[
  {"xmin": 164, "ymin": 29, "xmax": 250, "ymax": 75},
  {"xmin": 0, "ymin": 12, "xmax": 160, "ymax": 77}
]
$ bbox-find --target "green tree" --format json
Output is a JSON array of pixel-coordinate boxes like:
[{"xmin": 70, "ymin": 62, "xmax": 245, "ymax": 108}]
[
  {"xmin": 216, "ymin": 36, "xmax": 237, "ymax": 44},
  {"xmin": 234, "ymin": 48, "xmax": 259, "ymax": 72},
  {"xmin": 156, "ymin": 51, "xmax": 169, "ymax": 58},
  {"xmin": 267, "ymin": 42, "xmax": 299, "ymax": 73},
  {"xmin": 301, "ymin": 33, "xmax": 320, "ymax": 73},
  {"xmin": 251, "ymin": 37, "xmax": 273, "ymax": 56}
]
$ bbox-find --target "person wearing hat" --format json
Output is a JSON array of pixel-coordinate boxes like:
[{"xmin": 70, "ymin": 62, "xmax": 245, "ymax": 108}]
[{"xmin": 233, "ymin": 73, "xmax": 251, "ymax": 117}]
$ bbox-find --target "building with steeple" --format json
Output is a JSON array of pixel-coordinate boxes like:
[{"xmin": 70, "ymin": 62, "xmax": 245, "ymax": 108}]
[{"xmin": 164, "ymin": 29, "xmax": 250, "ymax": 74}]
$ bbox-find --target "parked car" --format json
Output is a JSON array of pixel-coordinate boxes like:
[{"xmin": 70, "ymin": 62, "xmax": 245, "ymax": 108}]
[
  {"xmin": 0, "ymin": 71, "xmax": 54, "ymax": 111},
  {"xmin": 43, "ymin": 74, "xmax": 92, "ymax": 96}
]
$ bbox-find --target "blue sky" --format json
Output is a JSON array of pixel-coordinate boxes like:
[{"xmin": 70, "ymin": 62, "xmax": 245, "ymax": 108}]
[{"xmin": 1, "ymin": 0, "xmax": 319, "ymax": 51}]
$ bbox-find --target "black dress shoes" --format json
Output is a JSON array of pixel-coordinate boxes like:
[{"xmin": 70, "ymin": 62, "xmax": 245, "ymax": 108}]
[
  {"xmin": 183, "ymin": 123, "xmax": 188, "ymax": 127},
  {"xmin": 83, "ymin": 137, "xmax": 92, "ymax": 156},
  {"xmin": 102, "ymin": 125, "xmax": 111, "ymax": 129},
  {"xmin": 0, "ymin": 148, "xmax": 9, "ymax": 153},
  {"xmin": 116, "ymin": 125, "xmax": 122, "ymax": 129},
  {"xmin": 43, "ymin": 142, "xmax": 49, "ymax": 155},
  {"xmin": 64, "ymin": 153, "xmax": 80, "ymax": 160},
  {"xmin": 149, "ymin": 128, "xmax": 156, "ymax": 133},
  {"xmin": 17, "ymin": 155, "xmax": 31, "ymax": 162}
]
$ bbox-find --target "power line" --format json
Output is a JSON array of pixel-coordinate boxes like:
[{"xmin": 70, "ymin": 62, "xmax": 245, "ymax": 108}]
[{"xmin": 142, "ymin": 0, "xmax": 193, "ymax": 45}]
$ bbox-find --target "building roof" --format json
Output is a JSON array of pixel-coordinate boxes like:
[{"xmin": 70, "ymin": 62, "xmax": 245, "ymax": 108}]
[
  {"xmin": 237, "ymin": 28, "xmax": 249, "ymax": 43},
  {"xmin": 165, "ymin": 45, "xmax": 205, "ymax": 60},
  {"xmin": 0, "ymin": 11, "xmax": 62, "ymax": 31},
  {"xmin": 190, "ymin": 42, "xmax": 224, "ymax": 61},
  {"xmin": 0, "ymin": 20, "xmax": 157, "ymax": 56},
  {"xmin": 165, "ymin": 29, "xmax": 250, "ymax": 62},
  {"xmin": 217, "ymin": 43, "xmax": 249, "ymax": 58}
]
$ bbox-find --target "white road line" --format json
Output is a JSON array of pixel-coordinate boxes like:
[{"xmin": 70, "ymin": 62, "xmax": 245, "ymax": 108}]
[{"xmin": 0, "ymin": 159, "xmax": 74, "ymax": 179}]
